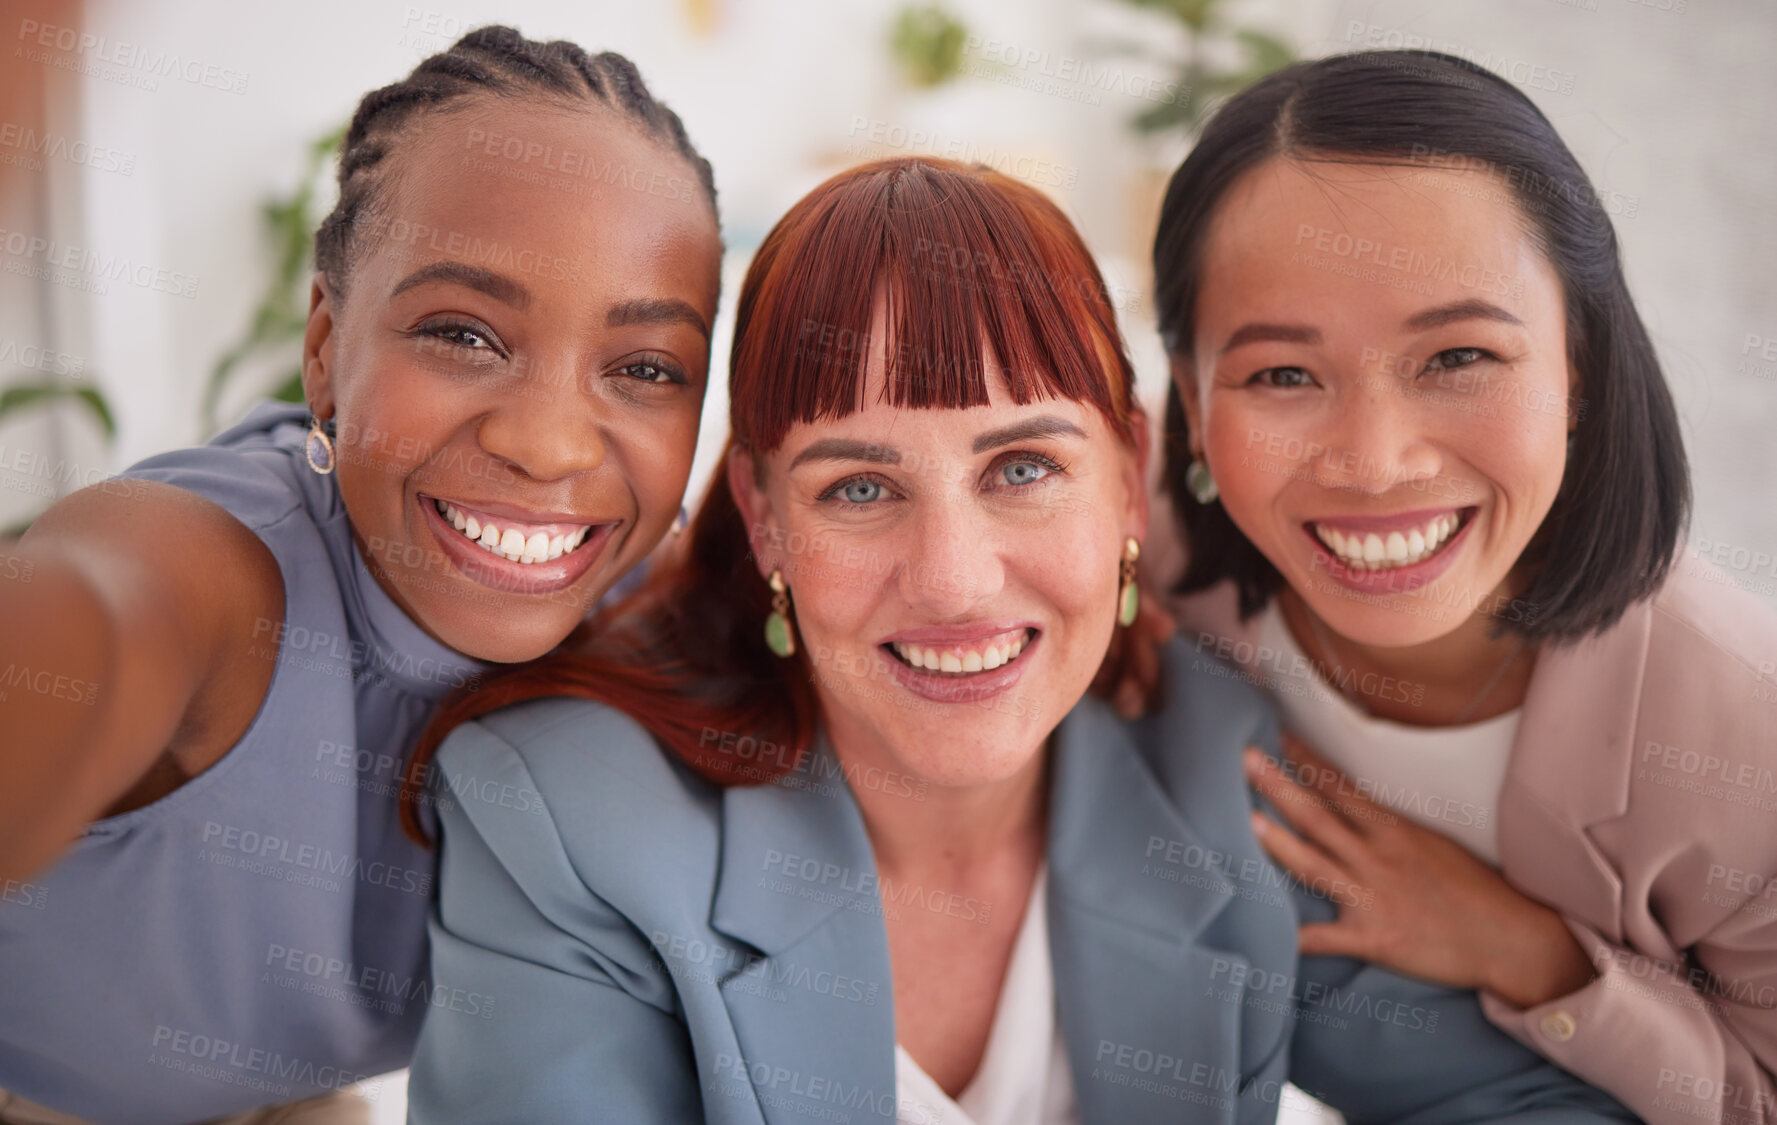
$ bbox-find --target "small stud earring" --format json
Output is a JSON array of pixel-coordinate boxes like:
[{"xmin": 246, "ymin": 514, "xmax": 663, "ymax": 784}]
[
  {"xmin": 1117, "ymin": 537, "xmax": 1142, "ymax": 627},
  {"xmin": 764, "ymin": 569, "xmax": 796, "ymax": 658},
  {"xmin": 1185, "ymin": 458, "xmax": 1217, "ymax": 504},
  {"xmin": 305, "ymin": 416, "xmax": 335, "ymax": 476}
]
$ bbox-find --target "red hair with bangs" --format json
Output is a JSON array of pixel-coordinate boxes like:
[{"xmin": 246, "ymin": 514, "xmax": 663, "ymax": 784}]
[{"xmin": 401, "ymin": 158, "xmax": 1143, "ymax": 842}]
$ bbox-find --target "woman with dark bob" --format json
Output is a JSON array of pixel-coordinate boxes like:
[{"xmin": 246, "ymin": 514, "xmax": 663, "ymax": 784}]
[
  {"xmin": 399, "ymin": 156, "xmax": 1633, "ymax": 1122},
  {"xmin": 1155, "ymin": 49, "xmax": 1777, "ymax": 1125}
]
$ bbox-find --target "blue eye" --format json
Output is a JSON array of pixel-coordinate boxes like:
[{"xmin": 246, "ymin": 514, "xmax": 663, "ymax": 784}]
[
  {"xmin": 840, "ymin": 479, "xmax": 883, "ymax": 504},
  {"xmin": 1001, "ymin": 461, "xmax": 1051, "ymax": 487}
]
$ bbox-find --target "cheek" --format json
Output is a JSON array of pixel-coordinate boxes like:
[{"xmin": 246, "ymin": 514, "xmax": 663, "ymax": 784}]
[
  {"xmin": 613, "ymin": 404, "xmax": 702, "ymax": 511},
  {"xmin": 1465, "ymin": 405, "xmax": 1569, "ymax": 525},
  {"xmin": 1019, "ymin": 514, "xmax": 1123, "ymax": 660},
  {"xmin": 1201, "ymin": 402, "xmax": 1290, "ymax": 545}
]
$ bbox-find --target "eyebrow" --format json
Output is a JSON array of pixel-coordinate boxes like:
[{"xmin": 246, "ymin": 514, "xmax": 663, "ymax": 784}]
[
  {"xmin": 1220, "ymin": 323, "xmax": 1321, "ymax": 356},
  {"xmin": 787, "ymin": 414, "xmax": 1089, "ymax": 471},
  {"xmin": 390, "ymin": 261, "xmax": 531, "ymax": 310},
  {"xmin": 608, "ymin": 297, "xmax": 710, "ymax": 341},
  {"xmin": 971, "ymin": 415, "xmax": 1087, "ymax": 453},
  {"xmin": 1402, "ymin": 299, "xmax": 1525, "ymax": 331},
  {"xmin": 1217, "ymin": 299, "xmax": 1525, "ymax": 357},
  {"xmin": 789, "ymin": 439, "xmax": 902, "ymax": 471}
]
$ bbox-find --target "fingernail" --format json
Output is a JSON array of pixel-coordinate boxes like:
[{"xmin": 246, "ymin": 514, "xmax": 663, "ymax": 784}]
[
  {"xmin": 1250, "ymin": 810, "xmax": 1269, "ymax": 835},
  {"xmin": 1243, "ymin": 747, "xmax": 1265, "ymax": 776}
]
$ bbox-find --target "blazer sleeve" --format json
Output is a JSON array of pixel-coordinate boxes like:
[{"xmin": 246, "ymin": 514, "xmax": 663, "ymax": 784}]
[
  {"xmin": 1480, "ymin": 908, "xmax": 1777, "ymax": 1125},
  {"xmin": 406, "ymin": 720, "xmax": 702, "ymax": 1124},
  {"xmin": 1288, "ymin": 949, "xmax": 1638, "ymax": 1124}
]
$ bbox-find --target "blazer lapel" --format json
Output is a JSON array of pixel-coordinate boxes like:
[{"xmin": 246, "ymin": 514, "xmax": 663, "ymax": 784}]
[
  {"xmin": 709, "ymin": 739, "xmax": 900, "ymax": 1124},
  {"xmin": 1497, "ymin": 598, "xmax": 1653, "ymax": 936},
  {"xmin": 1048, "ymin": 696, "xmax": 1248, "ymax": 1125}
]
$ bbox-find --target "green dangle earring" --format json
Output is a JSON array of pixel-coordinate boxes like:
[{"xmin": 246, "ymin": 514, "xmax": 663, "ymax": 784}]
[
  {"xmin": 1118, "ymin": 537, "xmax": 1141, "ymax": 627},
  {"xmin": 764, "ymin": 569, "xmax": 797, "ymax": 658}
]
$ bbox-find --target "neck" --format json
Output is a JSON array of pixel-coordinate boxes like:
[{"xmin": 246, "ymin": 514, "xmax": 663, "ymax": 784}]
[
  {"xmin": 1276, "ymin": 585, "xmax": 1537, "ymax": 726},
  {"xmin": 827, "ymin": 726, "xmax": 1048, "ymax": 883}
]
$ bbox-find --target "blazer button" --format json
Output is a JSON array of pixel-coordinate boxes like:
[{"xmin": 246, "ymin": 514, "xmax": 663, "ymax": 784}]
[{"xmin": 1540, "ymin": 1010, "xmax": 1578, "ymax": 1042}]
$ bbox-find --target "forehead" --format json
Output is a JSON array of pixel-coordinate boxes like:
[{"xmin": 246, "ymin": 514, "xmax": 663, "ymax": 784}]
[
  {"xmin": 792, "ymin": 335, "xmax": 1096, "ymax": 449},
  {"xmin": 1198, "ymin": 156, "xmax": 1548, "ymax": 327},
  {"xmin": 361, "ymin": 97, "xmax": 719, "ymax": 309}
]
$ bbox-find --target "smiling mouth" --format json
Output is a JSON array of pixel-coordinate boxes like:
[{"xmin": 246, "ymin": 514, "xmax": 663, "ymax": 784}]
[
  {"xmin": 882, "ymin": 628, "xmax": 1037, "ymax": 676},
  {"xmin": 431, "ymin": 497, "xmax": 601, "ymax": 565},
  {"xmin": 1307, "ymin": 507, "xmax": 1477, "ymax": 572}
]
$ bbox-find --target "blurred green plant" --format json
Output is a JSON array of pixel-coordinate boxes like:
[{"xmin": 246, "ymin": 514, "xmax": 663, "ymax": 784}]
[
  {"xmin": 202, "ymin": 122, "xmax": 345, "ymax": 434},
  {"xmin": 889, "ymin": 3, "xmax": 971, "ymax": 89},
  {"xmin": 0, "ymin": 380, "xmax": 114, "ymax": 440},
  {"xmin": 1107, "ymin": 0, "xmax": 1292, "ymax": 136}
]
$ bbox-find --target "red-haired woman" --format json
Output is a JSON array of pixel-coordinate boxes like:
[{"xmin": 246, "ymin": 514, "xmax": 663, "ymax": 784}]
[{"xmin": 399, "ymin": 159, "xmax": 1632, "ymax": 1124}]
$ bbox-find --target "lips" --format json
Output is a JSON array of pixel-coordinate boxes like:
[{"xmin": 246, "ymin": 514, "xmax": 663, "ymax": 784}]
[
  {"xmin": 417, "ymin": 492, "xmax": 616, "ymax": 597},
  {"xmin": 1302, "ymin": 507, "xmax": 1478, "ymax": 594},
  {"xmin": 878, "ymin": 626, "xmax": 1040, "ymax": 704}
]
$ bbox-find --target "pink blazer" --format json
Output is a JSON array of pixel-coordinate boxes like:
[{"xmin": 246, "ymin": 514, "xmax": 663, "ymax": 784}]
[{"xmin": 1166, "ymin": 551, "xmax": 1777, "ymax": 1125}]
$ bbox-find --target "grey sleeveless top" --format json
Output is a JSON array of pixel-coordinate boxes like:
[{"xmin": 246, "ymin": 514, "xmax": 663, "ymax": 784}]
[{"xmin": 0, "ymin": 402, "xmax": 490, "ymax": 1123}]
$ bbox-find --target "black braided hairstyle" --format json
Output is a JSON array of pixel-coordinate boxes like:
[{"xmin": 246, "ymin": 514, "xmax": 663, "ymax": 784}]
[{"xmin": 314, "ymin": 25, "xmax": 717, "ymax": 298}]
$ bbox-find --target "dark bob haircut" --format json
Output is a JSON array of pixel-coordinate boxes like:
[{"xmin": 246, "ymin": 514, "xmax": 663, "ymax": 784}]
[{"xmin": 1153, "ymin": 49, "xmax": 1689, "ymax": 642}]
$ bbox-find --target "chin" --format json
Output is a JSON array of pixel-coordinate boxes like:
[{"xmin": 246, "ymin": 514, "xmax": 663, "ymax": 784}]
[
  {"xmin": 1297, "ymin": 571, "xmax": 1481, "ymax": 649},
  {"xmin": 872, "ymin": 708, "xmax": 1050, "ymax": 788}
]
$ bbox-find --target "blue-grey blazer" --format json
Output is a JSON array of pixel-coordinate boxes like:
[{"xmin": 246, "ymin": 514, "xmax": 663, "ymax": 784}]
[{"xmin": 406, "ymin": 640, "xmax": 1635, "ymax": 1124}]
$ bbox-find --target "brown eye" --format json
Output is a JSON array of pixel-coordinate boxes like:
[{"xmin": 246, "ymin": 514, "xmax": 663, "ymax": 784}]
[
  {"xmin": 1426, "ymin": 347, "xmax": 1488, "ymax": 370},
  {"xmin": 1249, "ymin": 366, "xmax": 1314, "ymax": 388}
]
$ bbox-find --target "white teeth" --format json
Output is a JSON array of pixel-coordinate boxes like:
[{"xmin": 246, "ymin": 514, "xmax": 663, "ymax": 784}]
[
  {"xmin": 433, "ymin": 498, "xmax": 595, "ymax": 566},
  {"xmin": 890, "ymin": 630, "xmax": 1031, "ymax": 676},
  {"xmin": 1312, "ymin": 511, "xmax": 1467, "ymax": 571}
]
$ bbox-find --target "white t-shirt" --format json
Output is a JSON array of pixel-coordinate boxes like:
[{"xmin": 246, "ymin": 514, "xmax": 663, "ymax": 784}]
[
  {"xmin": 1253, "ymin": 604, "xmax": 1520, "ymax": 865},
  {"xmin": 893, "ymin": 869, "xmax": 1079, "ymax": 1125}
]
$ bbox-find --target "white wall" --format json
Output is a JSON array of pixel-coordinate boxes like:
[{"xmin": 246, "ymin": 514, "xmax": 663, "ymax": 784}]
[{"xmin": 6, "ymin": 0, "xmax": 1770, "ymax": 602}]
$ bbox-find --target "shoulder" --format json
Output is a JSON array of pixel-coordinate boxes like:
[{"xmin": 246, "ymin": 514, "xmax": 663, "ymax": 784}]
[
  {"xmin": 1645, "ymin": 553, "xmax": 1777, "ymax": 688},
  {"xmin": 119, "ymin": 402, "xmax": 314, "ymax": 536},
  {"xmin": 432, "ymin": 698, "xmax": 723, "ymax": 912},
  {"xmin": 1125, "ymin": 635, "xmax": 1281, "ymax": 842}
]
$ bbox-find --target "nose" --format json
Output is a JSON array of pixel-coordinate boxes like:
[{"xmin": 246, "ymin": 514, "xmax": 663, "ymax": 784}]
[
  {"xmin": 475, "ymin": 353, "xmax": 608, "ymax": 482},
  {"xmin": 895, "ymin": 490, "xmax": 1005, "ymax": 618},
  {"xmin": 1309, "ymin": 364, "xmax": 1443, "ymax": 495}
]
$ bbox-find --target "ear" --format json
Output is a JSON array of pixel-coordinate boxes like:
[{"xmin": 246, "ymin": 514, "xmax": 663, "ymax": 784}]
[
  {"xmin": 1167, "ymin": 351, "xmax": 1206, "ymax": 459},
  {"xmin": 1122, "ymin": 410, "xmax": 1153, "ymax": 544},
  {"xmin": 726, "ymin": 444, "xmax": 781, "ymax": 580},
  {"xmin": 302, "ymin": 275, "xmax": 339, "ymax": 420}
]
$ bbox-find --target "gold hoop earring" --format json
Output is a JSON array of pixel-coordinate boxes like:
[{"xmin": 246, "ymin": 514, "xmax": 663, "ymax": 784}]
[
  {"xmin": 305, "ymin": 416, "xmax": 335, "ymax": 475},
  {"xmin": 764, "ymin": 569, "xmax": 796, "ymax": 657},
  {"xmin": 1117, "ymin": 537, "xmax": 1141, "ymax": 627}
]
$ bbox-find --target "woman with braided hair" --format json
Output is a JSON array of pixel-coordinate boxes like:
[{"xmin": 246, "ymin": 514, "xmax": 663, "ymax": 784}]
[{"xmin": 0, "ymin": 26, "xmax": 720, "ymax": 1124}]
